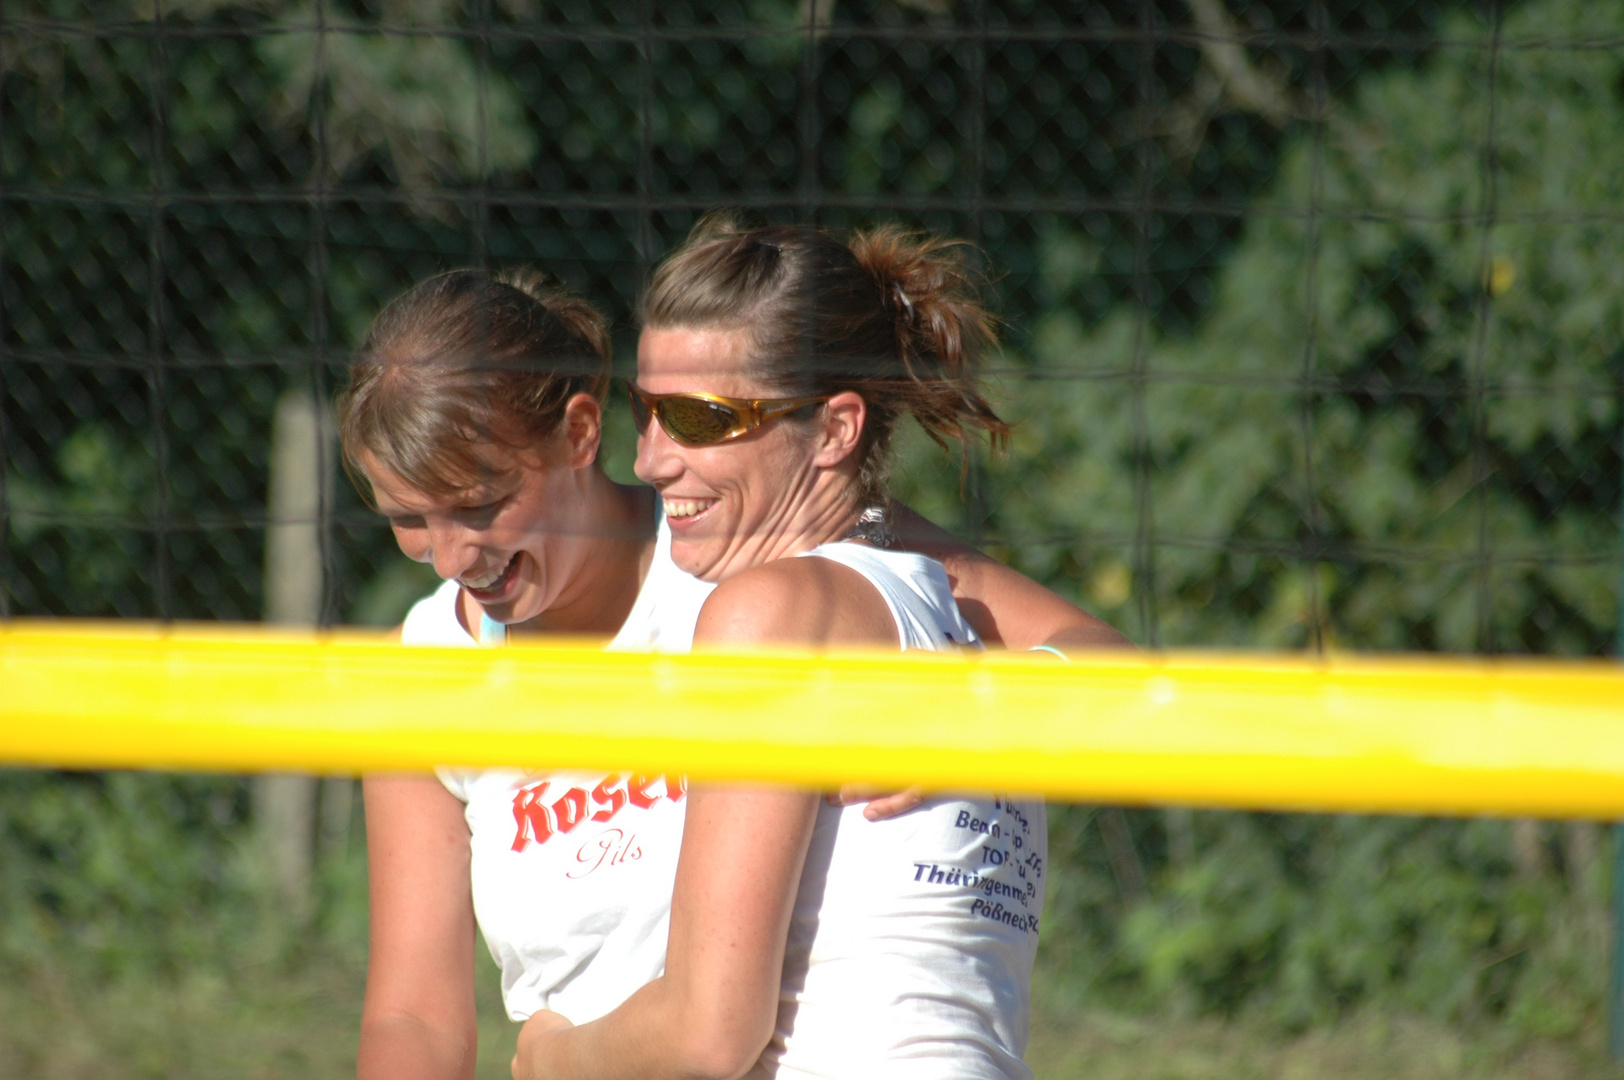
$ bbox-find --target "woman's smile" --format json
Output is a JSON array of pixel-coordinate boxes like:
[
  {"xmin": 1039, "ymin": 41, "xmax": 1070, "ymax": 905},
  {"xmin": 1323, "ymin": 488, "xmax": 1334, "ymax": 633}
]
[
  {"xmin": 662, "ymin": 496, "xmax": 718, "ymax": 522},
  {"xmin": 461, "ymin": 551, "xmax": 523, "ymax": 602}
]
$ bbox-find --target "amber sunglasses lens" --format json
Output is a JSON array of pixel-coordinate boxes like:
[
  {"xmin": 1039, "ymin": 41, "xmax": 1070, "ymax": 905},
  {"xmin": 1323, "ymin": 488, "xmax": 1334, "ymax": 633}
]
[{"xmin": 656, "ymin": 396, "xmax": 742, "ymax": 445}]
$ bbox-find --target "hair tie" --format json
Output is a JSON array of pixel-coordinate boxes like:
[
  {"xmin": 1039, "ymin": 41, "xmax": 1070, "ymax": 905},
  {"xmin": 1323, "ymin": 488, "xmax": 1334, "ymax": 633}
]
[{"xmin": 892, "ymin": 283, "xmax": 915, "ymax": 321}]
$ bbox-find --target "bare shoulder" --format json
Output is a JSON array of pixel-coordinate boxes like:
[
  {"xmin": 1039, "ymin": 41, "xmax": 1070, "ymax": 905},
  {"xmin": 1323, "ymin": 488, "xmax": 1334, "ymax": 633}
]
[{"xmin": 694, "ymin": 556, "xmax": 896, "ymax": 649}]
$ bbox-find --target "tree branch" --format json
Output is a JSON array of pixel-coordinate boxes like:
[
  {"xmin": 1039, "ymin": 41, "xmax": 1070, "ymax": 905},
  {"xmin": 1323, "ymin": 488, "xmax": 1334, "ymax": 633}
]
[{"xmin": 1185, "ymin": 0, "xmax": 1302, "ymax": 128}]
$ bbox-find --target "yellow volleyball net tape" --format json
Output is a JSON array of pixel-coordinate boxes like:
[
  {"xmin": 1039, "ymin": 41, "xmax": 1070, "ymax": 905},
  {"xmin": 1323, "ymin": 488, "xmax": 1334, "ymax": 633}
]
[{"xmin": 3, "ymin": 619, "xmax": 1621, "ymax": 820}]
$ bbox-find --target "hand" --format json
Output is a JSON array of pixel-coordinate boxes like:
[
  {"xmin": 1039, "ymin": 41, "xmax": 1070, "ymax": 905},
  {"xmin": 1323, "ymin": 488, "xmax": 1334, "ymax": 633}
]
[
  {"xmin": 511, "ymin": 1010, "xmax": 574, "ymax": 1080},
  {"xmin": 827, "ymin": 785, "xmax": 926, "ymax": 821}
]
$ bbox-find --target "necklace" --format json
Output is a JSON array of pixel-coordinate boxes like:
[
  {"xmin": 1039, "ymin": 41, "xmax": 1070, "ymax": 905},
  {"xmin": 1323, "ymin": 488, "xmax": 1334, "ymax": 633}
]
[{"xmin": 841, "ymin": 504, "xmax": 896, "ymax": 548}]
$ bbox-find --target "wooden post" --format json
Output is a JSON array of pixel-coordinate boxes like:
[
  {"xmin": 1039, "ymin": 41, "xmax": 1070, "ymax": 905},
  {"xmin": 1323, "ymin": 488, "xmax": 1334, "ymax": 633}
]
[
  {"xmin": 254, "ymin": 389, "xmax": 332, "ymax": 914},
  {"xmin": 1511, "ymin": 819, "xmax": 1547, "ymax": 878}
]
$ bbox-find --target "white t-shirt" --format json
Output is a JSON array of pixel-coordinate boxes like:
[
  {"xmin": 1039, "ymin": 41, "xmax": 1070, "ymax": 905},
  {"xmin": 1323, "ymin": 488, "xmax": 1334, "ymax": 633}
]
[{"xmin": 401, "ymin": 509, "xmax": 711, "ymax": 1025}]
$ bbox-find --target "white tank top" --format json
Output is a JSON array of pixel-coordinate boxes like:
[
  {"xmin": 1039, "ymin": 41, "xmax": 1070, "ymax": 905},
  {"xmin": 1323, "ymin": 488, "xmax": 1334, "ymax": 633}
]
[
  {"xmin": 401, "ymin": 508, "xmax": 710, "ymax": 1025},
  {"xmin": 746, "ymin": 541, "xmax": 1043, "ymax": 1080}
]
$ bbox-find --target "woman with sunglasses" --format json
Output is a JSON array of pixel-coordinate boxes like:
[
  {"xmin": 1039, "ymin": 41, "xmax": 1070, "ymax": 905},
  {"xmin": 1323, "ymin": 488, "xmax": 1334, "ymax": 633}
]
[
  {"xmin": 346, "ymin": 261, "xmax": 1125, "ymax": 1080},
  {"xmin": 507, "ymin": 217, "xmax": 1061, "ymax": 1080}
]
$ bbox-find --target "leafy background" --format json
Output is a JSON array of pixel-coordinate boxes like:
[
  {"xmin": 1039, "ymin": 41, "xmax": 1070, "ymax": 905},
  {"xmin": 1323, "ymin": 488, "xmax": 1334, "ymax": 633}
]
[{"xmin": 2, "ymin": 0, "xmax": 1622, "ymax": 1075}]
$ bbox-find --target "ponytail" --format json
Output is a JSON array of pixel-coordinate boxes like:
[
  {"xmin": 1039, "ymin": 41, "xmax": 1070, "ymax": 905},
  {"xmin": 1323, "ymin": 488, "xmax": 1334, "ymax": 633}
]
[{"xmin": 849, "ymin": 225, "xmax": 1009, "ymax": 455}]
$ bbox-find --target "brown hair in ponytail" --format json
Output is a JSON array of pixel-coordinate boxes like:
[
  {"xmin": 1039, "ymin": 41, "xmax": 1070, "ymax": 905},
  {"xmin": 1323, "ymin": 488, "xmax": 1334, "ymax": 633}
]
[
  {"xmin": 639, "ymin": 213, "xmax": 1008, "ymax": 504},
  {"xmin": 338, "ymin": 267, "xmax": 611, "ymax": 500}
]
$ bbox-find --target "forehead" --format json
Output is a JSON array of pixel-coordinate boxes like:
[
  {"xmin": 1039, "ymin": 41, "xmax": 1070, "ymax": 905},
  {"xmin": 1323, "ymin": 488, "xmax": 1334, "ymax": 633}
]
[
  {"xmin": 357, "ymin": 449, "xmax": 518, "ymax": 513},
  {"xmin": 637, "ymin": 326, "xmax": 762, "ymax": 394}
]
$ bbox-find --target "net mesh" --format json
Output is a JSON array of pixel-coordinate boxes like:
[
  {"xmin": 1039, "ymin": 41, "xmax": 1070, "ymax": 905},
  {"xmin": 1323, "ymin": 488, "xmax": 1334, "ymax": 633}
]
[{"xmin": 6, "ymin": 0, "xmax": 1618, "ymax": 653}]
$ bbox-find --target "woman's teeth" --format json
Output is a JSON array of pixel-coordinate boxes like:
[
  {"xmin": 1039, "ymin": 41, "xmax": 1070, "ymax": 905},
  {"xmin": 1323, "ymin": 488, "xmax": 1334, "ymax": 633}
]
[
  {"xmin": 664, "ymin": 498, "xmax": 713, "ymax": 520},
  {"xmin": 461, "ymin": 555, "xmax": 515, "ymax": 590}
]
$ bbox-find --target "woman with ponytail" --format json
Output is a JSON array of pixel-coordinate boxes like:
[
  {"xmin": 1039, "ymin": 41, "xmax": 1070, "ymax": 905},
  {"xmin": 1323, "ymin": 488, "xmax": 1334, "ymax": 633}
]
[{"xmin": 507, "ymin": 217, "xmax": 1082, "ymax": 1080}]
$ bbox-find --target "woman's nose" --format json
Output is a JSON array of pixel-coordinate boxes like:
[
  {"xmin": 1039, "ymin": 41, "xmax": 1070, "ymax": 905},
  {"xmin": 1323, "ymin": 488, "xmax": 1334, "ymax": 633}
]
[
  {"xmin": 633, "ymin": 418, "xmax": 683, "ymax": 486},
  {"xmin": 426, "ymin": 519, "xmax": 479, "ymax": 581}
]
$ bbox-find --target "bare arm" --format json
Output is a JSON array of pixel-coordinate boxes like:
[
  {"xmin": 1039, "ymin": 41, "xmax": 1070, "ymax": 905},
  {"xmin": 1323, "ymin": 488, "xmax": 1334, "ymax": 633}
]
[
  {"xmin": 358, "ymin": 773, "xmax": 480, "ymax": 1080},
  {"xmin": 512, "ymin": 559, "xmax": 893, "ymax": 1080},
  {"xmin": 891, "ymin": 503, "xmax": 1133, "ymax": 651}
]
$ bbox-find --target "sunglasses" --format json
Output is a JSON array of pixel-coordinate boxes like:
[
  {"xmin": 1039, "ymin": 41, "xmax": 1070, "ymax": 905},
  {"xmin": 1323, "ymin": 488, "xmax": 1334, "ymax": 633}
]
[{"xmin": 628, "ymin": 383, "xmax": 831, "ymax": 447}]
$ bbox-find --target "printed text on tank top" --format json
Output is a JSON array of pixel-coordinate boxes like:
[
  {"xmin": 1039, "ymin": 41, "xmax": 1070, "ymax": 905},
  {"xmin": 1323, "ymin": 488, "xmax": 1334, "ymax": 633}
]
[{"xmin": 511, "ymin": 771, "xmax": 687, "ymax": 858}]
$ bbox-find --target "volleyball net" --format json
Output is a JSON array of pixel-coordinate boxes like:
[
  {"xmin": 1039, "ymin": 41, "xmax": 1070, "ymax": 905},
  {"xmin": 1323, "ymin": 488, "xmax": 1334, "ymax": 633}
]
[{"xmin": 5, "ymin": 620, "xmax": 1620, "ymax": 821}]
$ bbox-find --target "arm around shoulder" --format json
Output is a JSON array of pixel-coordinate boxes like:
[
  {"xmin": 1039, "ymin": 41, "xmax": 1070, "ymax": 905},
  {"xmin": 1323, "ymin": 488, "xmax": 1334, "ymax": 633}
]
[{"xmin": 890, "ymin": 503, "xmax": 1132, "ymax": 651}]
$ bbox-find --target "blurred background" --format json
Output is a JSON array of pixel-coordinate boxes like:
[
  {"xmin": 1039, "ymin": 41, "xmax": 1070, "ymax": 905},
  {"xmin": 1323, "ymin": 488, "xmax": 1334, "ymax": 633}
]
[{"xmin": 2, "ymin": 0, "xmax": 1621, "ymax": 1076}]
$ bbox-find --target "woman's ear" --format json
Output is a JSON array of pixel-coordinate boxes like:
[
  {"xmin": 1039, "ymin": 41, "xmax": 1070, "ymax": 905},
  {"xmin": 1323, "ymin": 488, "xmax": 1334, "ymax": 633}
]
[
  {"xmin": 561, "ymin": 393, "xmax": 604, "ymax": 469},
  {"xmin": 812, "ymin": 391, "xmax": 866, "ymax": 469}
]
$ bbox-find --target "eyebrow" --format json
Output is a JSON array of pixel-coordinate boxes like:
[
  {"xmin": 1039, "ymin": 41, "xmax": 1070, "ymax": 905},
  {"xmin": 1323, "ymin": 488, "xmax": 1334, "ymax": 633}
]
[{"xmin": 376, "ymin": 482, "xmax": 507, "ymax": 516}]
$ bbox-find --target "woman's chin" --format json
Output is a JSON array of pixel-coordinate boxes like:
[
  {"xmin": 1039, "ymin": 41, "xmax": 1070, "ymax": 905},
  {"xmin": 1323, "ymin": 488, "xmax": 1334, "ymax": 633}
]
[{"xmin": 670, "ymin": 540, "xmax": 725, "ymax": 584}]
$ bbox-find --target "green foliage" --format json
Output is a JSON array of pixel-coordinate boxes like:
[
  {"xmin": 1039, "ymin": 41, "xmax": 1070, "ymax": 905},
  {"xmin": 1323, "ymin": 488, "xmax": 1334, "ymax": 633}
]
[
  {"xmin": 1040, "ymin": 806, "xmax": 1608, "ymax": 1038},
  {"xmin": 256, "ymin": 2, "xmax": 537, "ymax": 187},
  {"xmin": 920, "ymin": 0, "xmax": 1624, "ymax": 654},
  {"xmin": 0, "ymin": 769, "xmax": 369, "ymax": 986},
  {"xmin": 7, "ymin": 427, "xmax": 157, "ymax": 614}
]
